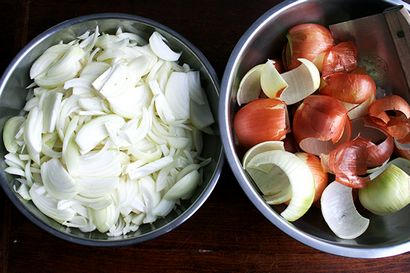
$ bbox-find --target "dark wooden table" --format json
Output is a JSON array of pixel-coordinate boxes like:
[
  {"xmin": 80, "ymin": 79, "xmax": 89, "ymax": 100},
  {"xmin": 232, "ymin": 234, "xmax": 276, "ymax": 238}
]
[{"xmin": 1, "ymin": 0, "xmax": 410, "ymax": 272}]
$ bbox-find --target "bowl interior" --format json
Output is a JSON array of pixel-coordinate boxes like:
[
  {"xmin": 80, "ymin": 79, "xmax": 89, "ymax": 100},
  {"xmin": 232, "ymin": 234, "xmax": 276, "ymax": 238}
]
[
  {"xmin": 0, "ymin": 14, "xmax": 223, "ymax": 245},
  {"xmin": 223, "ymin": 0, "xmax": 410, "ymax": 257}
]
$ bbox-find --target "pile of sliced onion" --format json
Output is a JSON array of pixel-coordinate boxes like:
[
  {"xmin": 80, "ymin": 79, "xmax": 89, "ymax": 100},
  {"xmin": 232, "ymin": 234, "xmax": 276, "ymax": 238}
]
[{"xmin": 3, "ymin": 27, "xmax": 214, "ymax": 236}]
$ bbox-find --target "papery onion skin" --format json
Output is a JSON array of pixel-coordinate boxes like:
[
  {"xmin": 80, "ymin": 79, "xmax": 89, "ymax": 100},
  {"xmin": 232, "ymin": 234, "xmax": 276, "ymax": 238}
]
[
  {"xmin": 387, "ymin": 116, "xmax": 410, "ymax": 143},
  {"xmin": 285, "ymin": 23, "xmax": 334, "ymax": 70},
  {"xmin": 368, "ymin": 95, "xmax": 410, "ymax": 123},
  {"xmin": 321, "ymin": 41, "xmax": 358, "ymax": 77},
  {"xmin": 296, "ymin": 152, "xmax": 328, "ymax": 202},
  {"xmin": 293, "ymin": 95, "xmax": 348, "ymax": 144},
  {"xmin": 234, "ymin": 99, "xmax": 289, "ymax": 148},
  {"xmin": 319, "ymin": 73, "xmax": 376, "ymax": 104},
  {"xmin": 328, "ymin": 137, "xmax": 370, "ymax": 188}
]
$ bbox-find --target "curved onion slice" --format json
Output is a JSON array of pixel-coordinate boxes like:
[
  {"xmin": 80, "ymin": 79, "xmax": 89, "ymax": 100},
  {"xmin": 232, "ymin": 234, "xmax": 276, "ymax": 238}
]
[
  {"xmin": 35, "ymin": 46, "xmax": 84, "ymax": 88},
  {"xmin": 280, "ymin": 58, "xmax": 320, "ymax": 104},
  {"xmin": 41, "ymin": 158, "xmax": 77, "ymax": 200},
  {"xmin": 164, "ymin": 170, "xmax": 200, "ymax": 200},
  {"xmin": 24, "ymin": 106, "xmax": 43, "ymax": 164},
  {"xmin": 107, "ymin": 85, "xmax": 151, "ymax": 119},
  {"xmin": 359, "ymin": 161, "xmax": 410, "ymax": 215},
  {"xmin": 89, "ymin": 203, "xmax": 118, "ymax": 233},
  {"xmin": 261, "ymin": 58, "xmax": 320, "ymax": 105},
  {"xmin": 319, "ymin": 73, "xmax": 376, "ymax": 104},
  {"xmin": 321, "ymin": 41, "xmax": 358, "ymax": 77},
  {"xmin": 386, "ymin": 116, "xmax": 410, "ymax": 143},
  {"xmin": 77, "ymin": 176, "xmax": 119, "ymax": 198},
  {"xmin": 368, "ymin": 95, "xmax": 410, "ymax": 123},
  {"xmin": 295, "ymin": 153, "xmax": 328, "ymax": 202},
  {"xmin": 321, "ymin": 181, "xmax": 369, "ymax": 239},
  {"xmin": 243, "ymin": 141, "xmax": 290, "ymax": 205},
  {"xmin": 42, "ymin": 91, "xmax": 63, "ymax": 133},
  {"xmin": 293, "ymin": 95, "xmax": 349, "ymax": 154},
  {"xmin": 3, "ymin": 116, "xmax": 25, "ymax": 154},
  {"xmin": 285, "ymin": 23, "xmax": 334, "ymax": 70},
  {"xmin": 29, "ymin": 184, "xmax": 76, "ymax": 223},
  {"xmin": 234, "ymin": 99, "xmax": 289, "ymax": 148},
  {"xmin": 247, "ymin": 150, "xmax": 315, "ymax": 221},
  {"xmin": 236, "ymin": 64, "xmax": 263, "ymax": 106},
  {"xmin": 30, "ymin": 44, "xmax": 71, "ymax": 79},
  {"xmin": 260, "ymin": 60, "xmax": 288, "ymax": 99},
  {"xmin": 149, "ymin": 31, "xmax": 181, "ymax": 61},
  {"xmin": 75, "ymin": 114, "xmax": 125, "ymax": 153},
  {"xmin": 165, "ymin": 72, "xmax": 190, "ymax": 120},
  {"xmin": 242, "ymin": 141, "xmax": 285, "ymax": 168}
]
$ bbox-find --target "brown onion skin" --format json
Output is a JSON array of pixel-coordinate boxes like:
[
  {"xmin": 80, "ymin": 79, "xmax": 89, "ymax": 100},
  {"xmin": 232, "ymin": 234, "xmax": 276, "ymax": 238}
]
[
  {"xmin": 233, "ymin": 98, "xmax": 289, "ymax": 148},
  {"xmin": 285, "ymin": 23, "xmax": 334, "ymax": 70}
]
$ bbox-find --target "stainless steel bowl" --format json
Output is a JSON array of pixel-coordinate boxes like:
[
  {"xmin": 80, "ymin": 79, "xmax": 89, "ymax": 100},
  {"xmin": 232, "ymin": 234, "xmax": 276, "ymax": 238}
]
[
  {"xmin": 0, "ymin": 13, "xmax": 224, "ymax": 246},
  {"xmin": 220, "ymin": 0, "xmax": 410, "ymax": 258}
]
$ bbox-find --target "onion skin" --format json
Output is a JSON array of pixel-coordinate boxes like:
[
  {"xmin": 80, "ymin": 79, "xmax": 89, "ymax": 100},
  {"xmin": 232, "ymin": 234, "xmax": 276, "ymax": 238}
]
[
  {"xmin": 321, "ymin": 41, "xmax": 358, "ymax": 77},
  {"xmin": 368, "ymin": 95, "xmax": 410, "ymax": 123},
  {"xmin": 296, "ymin": 152, "xmax": 328, "ymax": 202},
  {"xmin": 293, "ymin": 95, "xmax": 348, "ymax": 144},
  {"xmin": 328, "ymin": 137, "xmax": 370, "ymax": 188},
  {"xmin": 234, "ymin": 99, "xmax": 289, "ymax": 148},
  {"xmin": 285, "ymin": 23, "xmax": 334, "ymax": 70},
  {"xmin": 387, "ymin": 116, "xmax": 410, "ymax": 143},
  {"xmin": 319, "ymin": 73, "xmax": 376, "ymax": 104}
]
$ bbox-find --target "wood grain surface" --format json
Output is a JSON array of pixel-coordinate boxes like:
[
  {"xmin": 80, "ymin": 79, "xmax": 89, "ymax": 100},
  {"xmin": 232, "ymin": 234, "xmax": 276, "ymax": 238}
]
[{"xmin": 1, "ymin": 0, "xmax": 410, "ymax": 272}]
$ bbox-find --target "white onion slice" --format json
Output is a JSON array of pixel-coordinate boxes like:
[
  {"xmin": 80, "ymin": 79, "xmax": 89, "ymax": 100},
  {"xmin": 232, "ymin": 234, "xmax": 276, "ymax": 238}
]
[
  {"xmin": 149, "ymin": 31, "xmax": 181, "ymax": 61},
  {"xmin": 247, "ymin": 150, "xmax": 315, "ymax": 221},
  {"xmin": 41, "ymin": 158, "xmax": 77, "ymax": 200},
  {"xmin": 321, "ymin": 181, "xmax": 369, "ymax": 239}
]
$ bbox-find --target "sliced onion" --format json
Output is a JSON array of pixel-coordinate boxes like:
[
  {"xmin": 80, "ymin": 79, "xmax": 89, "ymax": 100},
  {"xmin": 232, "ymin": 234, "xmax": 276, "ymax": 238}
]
[
  {"xmin": 280, "ymin": 58, "xmax": 320, "ymax": 104},
  {"xmin": 164, "ymin": 170, "xmax": 200, "ymax": 200},
  {"xmin": 234, "ymin": 98, "xmax": 289, "ymax": 148},
  {"xmin": 24, "ymin": 106, "xmax": 43, "ymax": 164},
  {"xmin": 2, "ymin": 116, "xmax": 25, "ymax": 154},
  {"xmin": 89, "ymin": 203, "xmax": 118, "ymax": 233},
  {"xmin": 41, "ymin": 91, "xmax": 63, "ymax": 133},
  {"xmin": 236, "ymin": 64, "xmax": 263, "ymax": 106},
  {"xmin": 75, "ymin": 114, "xmax": 125, "ymax": 153},
  {"xmin": 260, "ymin": 60, "xmax": 288, "ymax": 99},
  {"xmin": 29, "ymin": 184, "xmax": 76, "ymax": 223},
  {"xmin": 242, "ymin": 140, "xmax": 285, "ymax": 168},
  {"xmin": 321, "ymin": 181, "xmax": 369, "ymax": 239},
  {"xmin": 165, "ymin": 72, "xmax": 190, "ymax": 120},
  {"xmin": 149, "ymin": 31, "xmax": 181, "ymax": 61},
  {"xmin": 41, "ymin": 158, "xmax": 77, "ymax": 200},
  {"xmin": 247, "ymin": 150, "xmax": 315, "ymax": 221}
]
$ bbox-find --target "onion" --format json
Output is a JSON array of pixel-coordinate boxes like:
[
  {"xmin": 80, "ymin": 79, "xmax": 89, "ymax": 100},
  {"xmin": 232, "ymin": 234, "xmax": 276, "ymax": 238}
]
[
  {"xmin": 295, "ymin": 153, "xmax": 328, "ymax": 202},
  {"xmin": 319, "ymin": 72, "xmax": 376, "ymax": 104},
  {"xmin": 236, "ymin": 64, "xmax": 263, "ymax": 106},
  {"xmin": 2, "ymin": 116, "xmax": 25, "ymax": 154},
  {"xmin": 293, "ymin": 95, "xmax": 349, "ymax": 155},
  {"xmin": 285, "ymin": 23, "xmax": 334, "ymax": 70},
  {"xmin": 234, "ymin": 98, "xmax": 289, "ymax": 148},
  {"xmin": 321, "ymin": 41, "xmax": 358, "ymax": 77},
  {"xmin": 368, "ymin": 95, "xmax": 410, "ymax": 123},
  {"xmin": 359, "ymin": 160, "xmax": 410, "ymax": 215},
  {"xmin": 321, "ymin": 181, "xmax": 369, "ymax": 239},
  {"xmin": 246, "ymin": 150, "xmax": 315, "ymax": 221}
]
